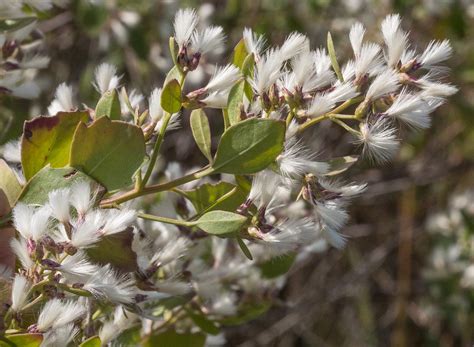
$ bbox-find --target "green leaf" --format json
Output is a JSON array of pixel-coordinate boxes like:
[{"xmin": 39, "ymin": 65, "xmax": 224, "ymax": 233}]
[
  {"xmin": 190, "ymin": 109, "xmax": 212, "ymax": 163},
  {"xmin": 241, "ymin": 54, "xmax": 255, "ymax": 101},
  {"xmin": 259, "ymin": 253, "xmax": 296, "ymax": 278},
  {"xmin": 18, "ymin": 166, "xmax": 93, "ymax": 205},
  {"xmin": 86, "ymin": 227, "xmax": 138, "ymax": 272},
  {"xmin": 164, "ymin": 66, "xmax": 183, "ymax": 86},
  {"xmin": 169, "ymin": 36, "xmax": 178, "ymax": 66},
  {"xmin": 227, "ymin": 80, "xmax": 245, "ymax": 126},
  {"xmin": 195, "ymin": 210, "xmax": 247, "ymax": 236},
  {"xmin": 187, "ymin": 309, "xmax": 220, "ymax": 335},
  {"xmin": 0, "ymin": 17, "xmax": 36, "ymax": 32},
  {"xmin": 4, "ymin": 333, "xmax": 43, "ymax": 347},
  {"xmin": 95, "ymin": 89, "xmax": 121, "ymax": 120},
  {"xmin": 327, "ymin": 32, "xmax": 344, "ymax": 82},
  {"xmin": 324, "ymin": 155, "xmax": 358, "ymax": 176},
  {"xmin": 79, "ymin": 336, "xmax": 101, "ymax": 347},
  {"xmin": 21, "ymin": 111, "xmax": 89, "ymax": 181},
  {"xmin": 145, "ymin": 330, "xmax": 206, "ymax": 347},
  {"xmin": 222, "ymin": 109, "xmax": 230, "ymax": 129},
  {"xmin": 177, "ymin": 182, "xmax": 247, "ymax": 213},
  {"xmin": 0, "ymin": 160, "xmax": 21, "ymax": 208},
  {"xmin": 232, "ymin": 39, "xmax": 248, "ymax": 69},
  {"xmin": 69, "ymin": 117, "xmax": 146, "ymax": 191},
  {"xmin": 237, "ymin": 237, "xmax": 253, "ymax": 260},
  {"xmin": 235, "ymin": 175, "xmax": 252, "ymax": 193},
  {"xmin": 212, "ymin": 118, "xmax": 285, "ymax": 174},
  {"xmin": 241, "ymin": 54, "xmax": 255, "ymax": 77},
  {"xmin": 161, "ymin": 79, "xmax": 182, "ymax": 114}
]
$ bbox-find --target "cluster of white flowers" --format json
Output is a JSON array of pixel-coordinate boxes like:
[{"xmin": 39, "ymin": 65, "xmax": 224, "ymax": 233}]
[
  {"xmin": 1, "ymin": 181, "xmax": 292, "ymax": 345},
  {"xmin": 215, "ymin": 13, "xmax": 456, "ymax": 252},
  {"xmin": 0, "ymin": 0, "xmax": 68, "ymax": 98},
  {"xmin": 424, "ymin": 190, "xmax": 474, "ymax": 287},
  {"xmin": 3, "ymin": 181, "xmax": 142, "ymax": 344},
  {"xmin": 418, "ymin": 190, "xmax": 474, "ymax": 338},
  {"xmin": 1, "ymin": 8, "xmax": 457, "ymax": 345}
]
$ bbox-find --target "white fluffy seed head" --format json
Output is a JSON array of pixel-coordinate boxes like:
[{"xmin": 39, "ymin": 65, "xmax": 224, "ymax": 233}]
[
  {"xmin": 71, "ymin": 218, "xmax": 101, "ymax": 248},
  {"xmin": 315, "ymin": 201, "xmax": 349, "ymax": 249},
  {"xmin": 381, "ymin": 14, "xmax": 408, "ymax": 67},
  {"xmin": 84, "ymin": 265, "xmax": 136, "ymax": 304},
  {"xmin": 250, "ymin": 48, "xmax": 284, "ymax": 95},
  {"xmin": 419, "ymin": 39, "xmax": 452, "ymax": 69},
  {"xmin": 37, "ymin": 299, "xmax": 86, "ymax": 331},
  {"xmin": 385, "ymin": 89, "xmax": 440, "ymax": 129},
  {"xmin": 243, "ymin": 28, "xmax": 266, "ymax": 58},
  {"xmin": 248, "ymin": 170, "xmax": 283, "ymax": 209},
  {"xmin": 94, "ymin": 63, "xmax": 121, "ymax": 94},
  {"xmin": 10, "ymin": 238, "xmax": 33, "ymax": 270},
  {"xmin": 100, "ymin": 209, "xmax": 136, "ymax": 236},
  {"xmin": 173, "ymin": 8, "xmax": 198, "ymax": 47},
  {"xmin": 70, "ymin": 181, "xmax": 93, "ymax": 216},
  {"xmin": 278, "ymin": 32, "xmax": 309, "ymax": 62},
  {"xmin": 191, "ymin": 26, "xmax": 225, "ymax": 54},
  {"xmin": 41, "ymin": 323, "xmax": 78, "ymax": 347},
  {"xmin": 148, "ymin": 87, "xmax": 163, "ymax": 122},
  {"xmin": 306, "ymin": 83, "xmax": 358, "ymax": 118},
  {"xmin": 2, "ymin": 139, "xmax": 21, "ymax": 163},
  {"xmin": 59, "ymin": 251, "xmax": 98, "ymax": 280},
  {"xmin": 47, "ymin": 83, "xmax": 75, "ymax": 116},
  {"xmin": 277, "ymin": 140, "xmax": 329, "ymax": 178},
  {"xmin": 11, "ymin": 275, "xmax": 31, "ymax": 311},
  {"xmin": 357, "ymin": 119, "xmax": 400, "ymax": 163},
  {"xmin": 355, "ymin": 43, "xmax": 383, "ymax": 78},
  {"xmin": 12, "ymin": 203, "xmax": 34, "ymax": 240},
  {"xmin": 13, "ymin": 204, "xmax": 51, "ymax": 241},
  {"xmin": 150, "ymin": 236, "xmax": 190, "ymax": 267},
  {"xmin": 205, "ymin": 64, "xmax": 241, "ymax": 93},
  {"xmin": 349, "ymin": 22, "xmax": 365, "ymax": 56},
  {"xmin": 365, "ymin": 69, "xmax": 400, "ymax": 100},
  {"xmin": 418, "ymin": 81, "xmax": 458, "ymax": 99},
  {"xmin": 201, "ymin": 91, "xmax": 229, "ymax": 109},
  {"xmin": 258, "ymin": 218, "xmax": 318, "ymax": 255},
  {"xmin": 48, "ymin": 188, "xmax": 71, "ymax": 223}
]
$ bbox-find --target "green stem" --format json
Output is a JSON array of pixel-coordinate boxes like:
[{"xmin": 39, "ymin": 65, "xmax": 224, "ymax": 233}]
[
  {"xmin": 135, "ymin": 170, "xmax": 142, "ymax": 190},
  {"xmin": 141, "ymin": 112, "xmax": 172, "ymax": 188},
  {"xmin": 58, "ymin": 284, "xmax": 92, "ymax": 297},
  {"xmin": 137, "ymin": 212, "xmax": 195, "ymax": 227},
  {"xmin": 298, "ymin": 96, "xmax": 364, "ymax": 133},
  {"xmin": 330, "ymin": 118, "xmax": 360, "ymax": 135},
  {"xmin": 286, "ymin": 108, "xmax": 296, "ymax": 127},
  {"xmin": 28, "ymin": 278, "xmax": 50, "ymax": 294},
  {"xmin": 331, "ymin": 114, "xmax": 359, "ymax": 119},
  {"xmin": 140, "ymin": 70, "xmax": 187, "ymax": 189},
  {"xmin": 20, "ymin": 294, "xmax": 44, "ymax": 312},
  {"xmin": 100, "ymin": 166, "xmax": 214, "ymax": 208},
  {"xmin": 222, "ymin": 109, "xmax": 230, "ymax": 129}
]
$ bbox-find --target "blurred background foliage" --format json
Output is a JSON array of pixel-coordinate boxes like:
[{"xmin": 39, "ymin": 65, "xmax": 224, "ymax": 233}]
[{"xmin": 1, "ymin": 0, "xmax": 473, "ymax": 346}]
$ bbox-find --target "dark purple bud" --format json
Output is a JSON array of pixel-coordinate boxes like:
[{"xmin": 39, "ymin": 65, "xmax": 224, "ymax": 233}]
[
  {"xmin": 2, "ymin": 40, "xmax": 17, "ymax": 58},
  {"xmin": 41, "ymin": 258, "xmax": 60, "ymax": 268},
  {"xmin": 135, "ymin": 294, "xmax": 147, "ymax": 303},
  {"xmin": 188, "ymin": 52, "xmax": 201, "ymax": 71}
]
